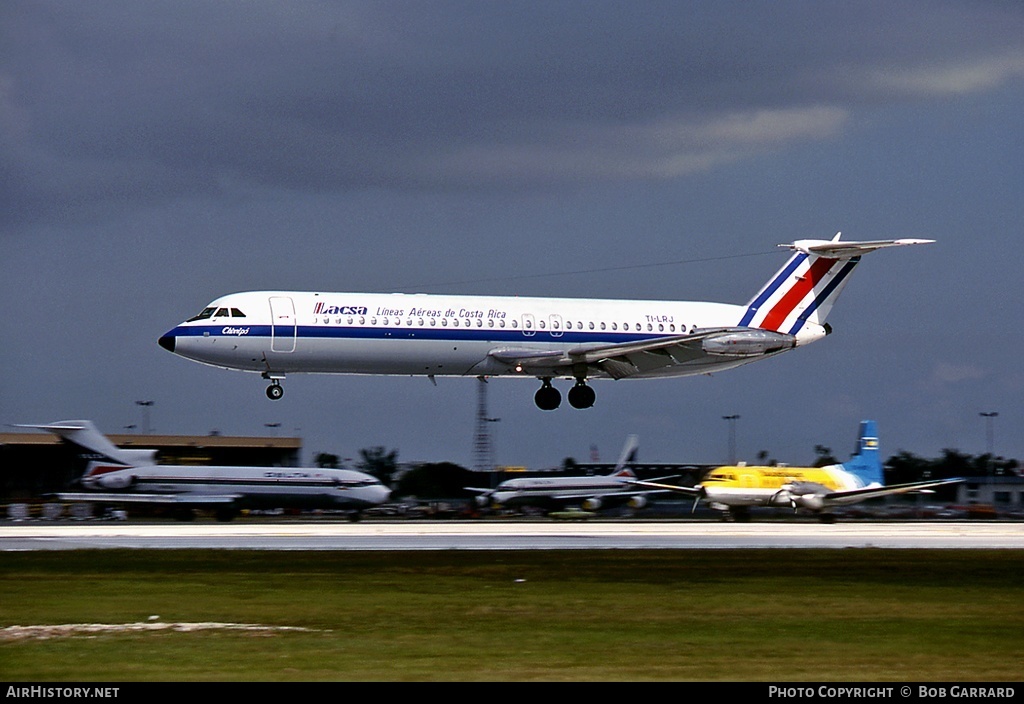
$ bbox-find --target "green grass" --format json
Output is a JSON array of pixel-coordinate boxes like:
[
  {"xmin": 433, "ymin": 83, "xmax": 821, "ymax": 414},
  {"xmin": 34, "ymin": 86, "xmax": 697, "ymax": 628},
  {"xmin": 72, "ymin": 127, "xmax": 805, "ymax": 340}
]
[{"xmin": 1, "ymin": 550, "xmax": 1022, "ymax": 681}]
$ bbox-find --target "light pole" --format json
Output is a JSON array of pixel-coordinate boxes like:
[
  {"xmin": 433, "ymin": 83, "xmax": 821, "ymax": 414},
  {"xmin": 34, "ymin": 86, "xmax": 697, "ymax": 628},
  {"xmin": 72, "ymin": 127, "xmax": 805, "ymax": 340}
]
[
  {"xmin": 979, "ymin": 412, "xmax": 998, "ymax": 478},
  {"xmin": 135, "ymin": 401, "xmax": 154, "ymax": 434},
  {"xmin": 979, "ymin": 412, "xmax": 998, "ymax": 456},
  {"xmin": 722, "ymin": 415, "xmax": 740, "ymax": 464}
]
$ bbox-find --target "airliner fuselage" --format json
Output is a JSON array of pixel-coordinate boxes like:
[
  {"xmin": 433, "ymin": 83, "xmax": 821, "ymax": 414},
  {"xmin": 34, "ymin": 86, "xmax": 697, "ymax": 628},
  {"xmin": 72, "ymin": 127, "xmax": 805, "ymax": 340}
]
[{"xmin": 162, "ymin": 291, "xmax": 772, "ymax": 375}]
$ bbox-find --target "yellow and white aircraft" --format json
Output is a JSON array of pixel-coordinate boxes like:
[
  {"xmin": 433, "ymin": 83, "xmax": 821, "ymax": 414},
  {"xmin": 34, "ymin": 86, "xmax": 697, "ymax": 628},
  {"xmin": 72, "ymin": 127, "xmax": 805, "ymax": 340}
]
[
  {"xmin": 159, "ymin": 234, "xmax": 932, "ymax": 410},
  {"xmin": 632, "ymin": 421, "xmax": 963, "ymax": 522}
]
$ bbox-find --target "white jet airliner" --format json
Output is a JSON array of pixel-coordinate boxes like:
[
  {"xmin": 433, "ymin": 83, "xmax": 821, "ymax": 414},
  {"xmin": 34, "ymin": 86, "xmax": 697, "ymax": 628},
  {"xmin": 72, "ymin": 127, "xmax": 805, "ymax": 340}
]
[
  {"xmin": 19, "ymin": 421, "xmax": 391, "ymax": 521},
  {"xmin": 158, "ymin": 234, "xmax": 932, "ymax": 409},
  {"xmin": 464, "ymin": 434, "xmax": 673, "ymax": 513}
]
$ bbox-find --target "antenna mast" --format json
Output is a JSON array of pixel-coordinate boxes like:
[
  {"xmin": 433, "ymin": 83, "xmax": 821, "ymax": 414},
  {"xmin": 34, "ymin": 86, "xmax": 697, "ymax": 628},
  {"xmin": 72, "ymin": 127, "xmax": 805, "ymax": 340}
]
[{"xmin": 473, "ymin": 376, "xmax": 499, "ymax": 473}]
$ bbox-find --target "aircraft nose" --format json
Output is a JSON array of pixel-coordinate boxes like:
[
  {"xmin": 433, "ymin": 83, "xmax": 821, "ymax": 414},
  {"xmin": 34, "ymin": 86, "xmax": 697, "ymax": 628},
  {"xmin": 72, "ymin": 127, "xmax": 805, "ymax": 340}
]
[{"xmin": 158, "ymin": 335, "xmax": 176, "ymax": 353}]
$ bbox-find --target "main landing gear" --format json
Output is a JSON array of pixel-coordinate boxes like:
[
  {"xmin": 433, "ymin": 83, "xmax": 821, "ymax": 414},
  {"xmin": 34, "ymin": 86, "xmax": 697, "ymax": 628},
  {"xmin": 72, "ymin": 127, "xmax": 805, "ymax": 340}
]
[
  {"xmin": 534, "ymin": 378, "xmax": 595, "ymax": 410},
  {"xmin": 534, "ymin": 379, "xmax": 560, "ymax": 410}
]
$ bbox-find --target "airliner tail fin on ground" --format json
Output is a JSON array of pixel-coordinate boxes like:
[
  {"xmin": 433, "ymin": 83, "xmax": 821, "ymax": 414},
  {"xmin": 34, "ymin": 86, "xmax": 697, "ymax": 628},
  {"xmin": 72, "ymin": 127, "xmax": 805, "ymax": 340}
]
[
  {"xmin": 13, "ymin": 421, "xmax": 157, "ymax": 469},
  {"xmin": 609, "ymin": 434, "xmax": 639, "ymax": 478},
  {"xmin": 841, "ymin": 419, "xmax": 884, "ymax": 486}
]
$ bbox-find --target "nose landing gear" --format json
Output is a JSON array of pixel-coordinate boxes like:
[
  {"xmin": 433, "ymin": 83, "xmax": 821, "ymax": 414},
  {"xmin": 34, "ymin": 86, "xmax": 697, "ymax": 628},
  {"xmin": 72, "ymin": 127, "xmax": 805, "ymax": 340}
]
[{"xmin": 262, "ymin": 372, "xmax": 285, "ymax": 400}]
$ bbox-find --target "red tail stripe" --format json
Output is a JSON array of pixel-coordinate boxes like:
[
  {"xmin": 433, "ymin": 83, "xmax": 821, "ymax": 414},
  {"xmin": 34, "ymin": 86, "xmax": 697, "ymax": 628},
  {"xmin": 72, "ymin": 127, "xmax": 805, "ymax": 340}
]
[
  {"xmin": 760, "ymin": 257, "xmax": 836, "ymax": 331},
  {"xmin": 86, "ymin": 464, "xmax": 126, "ymax": 477}
]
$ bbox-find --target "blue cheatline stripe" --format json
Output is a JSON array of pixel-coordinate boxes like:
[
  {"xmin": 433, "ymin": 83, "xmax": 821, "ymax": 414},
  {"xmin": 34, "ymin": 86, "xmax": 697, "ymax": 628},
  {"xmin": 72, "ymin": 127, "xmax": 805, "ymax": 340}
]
[
  {"xmin": 738, "ymin": 253, "xmax": 807, "ymax": 327},
  {"xmin": 135, "ymin": 477, "xmax": 339, "ymax": 489},
  {"xmin": 168, "ymin": 324, "xmax": 660, "ymax": 346},
  {"xmin": 784, "ymin": 257, "xmax": 860, "ymax": 335}
]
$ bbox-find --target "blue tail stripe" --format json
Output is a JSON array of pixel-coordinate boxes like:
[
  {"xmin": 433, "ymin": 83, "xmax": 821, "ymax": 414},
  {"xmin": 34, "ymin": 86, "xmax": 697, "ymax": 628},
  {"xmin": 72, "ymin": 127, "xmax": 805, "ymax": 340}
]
[{"xmin": 785, "ymin": 257, "xmax": 860, "ymax": 335}]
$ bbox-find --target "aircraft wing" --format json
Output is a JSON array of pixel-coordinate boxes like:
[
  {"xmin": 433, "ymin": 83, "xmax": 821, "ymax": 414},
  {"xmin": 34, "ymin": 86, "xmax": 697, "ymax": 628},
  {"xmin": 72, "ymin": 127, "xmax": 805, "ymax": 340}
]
[
  {"xmin": 489, "ymin": 328, "xmax": 794, "ymax": 379},
  {"xmin": 55, "ymin": 492, "xmax": 241, "ymax": 505},
  {"xmin": 820, "ymin": 477, "xmax": 964, "ymax": 506},
  {"xmin": 627, "ymin": 479, "xmax": 703, "ymax": 497}
]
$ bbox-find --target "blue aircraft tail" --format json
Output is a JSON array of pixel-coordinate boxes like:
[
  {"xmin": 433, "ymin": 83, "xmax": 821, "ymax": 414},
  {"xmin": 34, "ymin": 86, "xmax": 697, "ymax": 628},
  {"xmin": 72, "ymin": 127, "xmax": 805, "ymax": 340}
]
[{"xmin": 841, "ymin": 420, "xmax": 883, "ymax": 486}]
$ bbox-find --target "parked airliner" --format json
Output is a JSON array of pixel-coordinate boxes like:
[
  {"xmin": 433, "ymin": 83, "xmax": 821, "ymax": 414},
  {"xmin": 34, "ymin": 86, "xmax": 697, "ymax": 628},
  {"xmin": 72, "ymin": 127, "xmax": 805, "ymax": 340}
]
[
  {"xmin": 158, "ymin": 234, "xmax": 932, "ymax": 409},
  {"xmin": 18, "ymin": 421, "xmax": 391, "ymax": 521},
  {"xmin": 465, "ymin": 434, "xmax": 673, "ymax": 513},
  {"xmin": 632, "ymin": 421, "xmax": 963, "ymax": 522}
]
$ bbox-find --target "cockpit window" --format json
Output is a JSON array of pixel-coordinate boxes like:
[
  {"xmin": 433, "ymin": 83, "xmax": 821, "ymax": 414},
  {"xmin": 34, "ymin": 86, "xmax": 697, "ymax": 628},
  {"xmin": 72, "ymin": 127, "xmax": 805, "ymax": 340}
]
[
  {"xmin": 187, "ymin": 307, "xmax": 216, "ymax": 322},
  {"xmin": 231, "ymin": 308, "xmax": 246, "ymax": 317},
  {"xmin": 215, "ymin": 308, "xmax": 229, "ymax": 317}
]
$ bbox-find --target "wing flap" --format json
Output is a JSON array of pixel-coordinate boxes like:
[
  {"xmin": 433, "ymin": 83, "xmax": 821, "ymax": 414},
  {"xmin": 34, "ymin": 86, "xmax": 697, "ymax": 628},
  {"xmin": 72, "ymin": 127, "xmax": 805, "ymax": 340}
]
[{"xmin": 488, "ymin": 328, "xmax": 786, "ymax": 379}]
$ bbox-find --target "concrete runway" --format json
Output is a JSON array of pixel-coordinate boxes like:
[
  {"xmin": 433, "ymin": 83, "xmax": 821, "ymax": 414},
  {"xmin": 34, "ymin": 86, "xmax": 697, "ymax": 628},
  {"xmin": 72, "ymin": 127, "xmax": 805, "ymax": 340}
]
[{"xmin": 1, "ymin": 520, "xmax": 1022, "ymax": 551}]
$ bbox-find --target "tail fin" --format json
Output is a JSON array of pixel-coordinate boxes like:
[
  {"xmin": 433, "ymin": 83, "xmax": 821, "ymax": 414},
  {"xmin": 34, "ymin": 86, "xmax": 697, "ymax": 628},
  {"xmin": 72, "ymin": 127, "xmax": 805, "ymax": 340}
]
[
  {"xmin": 14, "ymin": 420, "xmax": 157, "ymax": 468},
  {"xmin": 740, "ymin": 233, "xmax": 934, "ymax": 337},
  {"xmin": 841, "ymin": 420, "xmax": 884, "ymax": 487},
  {"xmin": 609, "ymin": 434, "xmax": 639, "ymax": 478}
]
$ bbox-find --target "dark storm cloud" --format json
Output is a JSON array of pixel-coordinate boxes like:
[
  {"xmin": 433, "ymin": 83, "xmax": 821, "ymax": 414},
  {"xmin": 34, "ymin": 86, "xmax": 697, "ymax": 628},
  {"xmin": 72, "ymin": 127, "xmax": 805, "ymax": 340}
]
[
  {"xmin": 2, "ymin": 1, "xmax": 1023, "ymax": 227},
  {"xmin": 3, "ymin": 1, "xmax": 1023, "ymax": 471}
]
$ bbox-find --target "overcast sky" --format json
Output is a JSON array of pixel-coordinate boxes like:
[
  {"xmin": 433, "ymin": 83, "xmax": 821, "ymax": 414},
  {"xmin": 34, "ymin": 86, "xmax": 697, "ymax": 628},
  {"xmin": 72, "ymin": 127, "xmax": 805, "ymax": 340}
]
[{"xmin": 3, "ymin": 1, "xmax": 1023, "ymax": 472}]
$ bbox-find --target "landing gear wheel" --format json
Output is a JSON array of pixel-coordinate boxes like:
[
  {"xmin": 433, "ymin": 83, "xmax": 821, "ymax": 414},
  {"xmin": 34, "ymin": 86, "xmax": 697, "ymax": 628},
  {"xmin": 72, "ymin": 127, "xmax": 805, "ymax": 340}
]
[
  {"xmin": 266, "ymin": 383, "xmax": 284, "ymax": 401},
  {"xmin": 534, "ymin": 379, "xmax": 561, "ymax": 410},
  {"xmin": 567, "ymin": 382, "xmax": 595, "ymax": 409}
]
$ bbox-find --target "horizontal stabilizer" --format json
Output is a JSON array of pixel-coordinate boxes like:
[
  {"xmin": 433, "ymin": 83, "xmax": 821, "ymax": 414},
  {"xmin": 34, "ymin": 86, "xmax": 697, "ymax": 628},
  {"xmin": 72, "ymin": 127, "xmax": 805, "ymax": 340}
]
[{"xmin": 781, "ymin": 234, "xmax": 935, "ymax": 259}]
